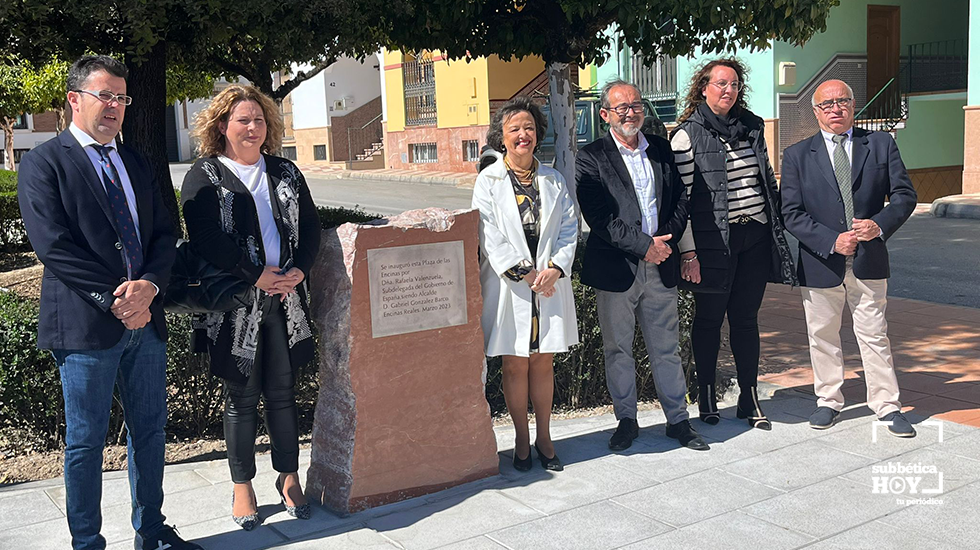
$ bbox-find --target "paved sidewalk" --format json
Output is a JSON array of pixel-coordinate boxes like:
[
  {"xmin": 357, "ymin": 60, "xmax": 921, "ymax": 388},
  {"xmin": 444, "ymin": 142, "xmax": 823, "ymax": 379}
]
[{"xmin": 2, "ymin": 289, "xmax": 978, "ymax": 549}]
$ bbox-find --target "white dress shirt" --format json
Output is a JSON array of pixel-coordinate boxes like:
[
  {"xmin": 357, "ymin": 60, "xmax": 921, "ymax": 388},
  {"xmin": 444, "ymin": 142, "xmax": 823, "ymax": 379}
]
[
  {"xmin": 69, "ymin": 123, "xmax": 141, "ymax": 241},
  {"xmin": 613, "ymin": 132, "xmax": 658, "ymax": 236}
]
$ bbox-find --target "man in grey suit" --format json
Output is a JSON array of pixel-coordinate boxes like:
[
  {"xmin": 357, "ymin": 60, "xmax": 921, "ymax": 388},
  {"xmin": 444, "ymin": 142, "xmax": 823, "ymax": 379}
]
[{"xmin": 576, "ymin": 80, "xmax": 707, "ymax": 451}]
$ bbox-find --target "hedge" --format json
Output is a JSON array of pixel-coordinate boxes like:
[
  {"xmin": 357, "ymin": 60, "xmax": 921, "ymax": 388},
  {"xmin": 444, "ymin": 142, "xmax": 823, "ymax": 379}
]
[
  {"xmin": 0, "ymin": 204, "xmax": 696, "ymax": 453},
  {"xmin": 0, "ymin": 170, "xmax": 28, "ymax": 251}
]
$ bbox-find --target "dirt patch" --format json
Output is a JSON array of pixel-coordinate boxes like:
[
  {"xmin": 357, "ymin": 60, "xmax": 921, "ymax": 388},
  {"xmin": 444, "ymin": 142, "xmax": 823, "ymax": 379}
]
[{"xmin": 0, "ymin": 252, "xmax": 42, "ymax": 299}]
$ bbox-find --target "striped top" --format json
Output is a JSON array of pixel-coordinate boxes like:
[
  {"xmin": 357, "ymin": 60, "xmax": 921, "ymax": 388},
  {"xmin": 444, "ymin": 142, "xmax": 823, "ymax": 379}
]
[{"xmin": 671, "ymin": 128, "xmax": 768, "ymax": 254}]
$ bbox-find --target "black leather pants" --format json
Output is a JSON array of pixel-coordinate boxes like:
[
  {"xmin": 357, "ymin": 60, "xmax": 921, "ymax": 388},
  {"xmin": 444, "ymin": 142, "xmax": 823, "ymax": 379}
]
[{"xmin": 223, "ymin": 299, "xmax": 299, "ymax": 482}]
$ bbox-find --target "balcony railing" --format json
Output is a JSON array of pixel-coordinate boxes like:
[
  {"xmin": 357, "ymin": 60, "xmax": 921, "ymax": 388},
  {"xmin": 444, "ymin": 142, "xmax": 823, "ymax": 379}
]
[
  {"xmin": 630, "ymin": 53, "xmax": 677, "ymax": 101},
  {"xmin": 404, "ymin": 57, "xmax": 437, "ymax": 126},
  {"xmin": 855, "ymin": 64, "xmax": 909, "ymax": 133},
  {"xmin": 904, "ymin": 39, "xmax": 968, "ymax": 94}
]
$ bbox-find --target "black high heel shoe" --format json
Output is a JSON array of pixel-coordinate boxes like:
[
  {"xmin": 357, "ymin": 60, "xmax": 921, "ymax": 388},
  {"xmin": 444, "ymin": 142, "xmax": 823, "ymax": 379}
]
[
  {"xmin": 736, "ymin": 386, "xmax": 772, "ymax": 431},
  {"xmin": 698, "ymin": 384, "xmax": 720, "ymax": 425},
  {"xmin": 231, "ymin": 486, "xmax": 260, "ymax": 530},
  {"xmin": 513, "ymin": 448, "xmax": 533, "ymax": 471},
  {"xmin": 534, "ymin": 443, "xmax": 563, "ymax": 472},
  {"xmin": 276, "ymin": 474, "xmax": 311, "ymax": 519}
]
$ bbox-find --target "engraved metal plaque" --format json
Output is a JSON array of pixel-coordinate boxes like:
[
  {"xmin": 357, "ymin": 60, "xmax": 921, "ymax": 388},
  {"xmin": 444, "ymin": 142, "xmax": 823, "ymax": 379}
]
[{"xmin": 367, "ymin": 241, "xmax": 467, "ymax": 338}]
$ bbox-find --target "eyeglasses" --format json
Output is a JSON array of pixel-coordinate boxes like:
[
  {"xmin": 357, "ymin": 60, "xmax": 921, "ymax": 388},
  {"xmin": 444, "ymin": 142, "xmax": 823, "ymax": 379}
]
[
  {"xmin": 604, "ymin": 102, "xmax": 645, "ymax": 117},
  {"xmin": 814, "ymin": 97, "xmax": 853, "ymax": 112},
  {"xmin": 73, "ymin": 89, "xmax": 133, "ymax": 106},
  {"xmin": 709, "ymin": 80, "xmax": 742, "ymax": 91}
]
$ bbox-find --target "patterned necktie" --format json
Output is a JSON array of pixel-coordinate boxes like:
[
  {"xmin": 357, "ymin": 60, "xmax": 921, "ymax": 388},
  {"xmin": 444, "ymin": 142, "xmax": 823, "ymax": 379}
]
[
  {"xmin": 95, "ymin": 145, "xmax": 144, "ymax": 277},
  {"xmin": 832, "ymin": 134, "xmax": 854, "ymax": 230}
]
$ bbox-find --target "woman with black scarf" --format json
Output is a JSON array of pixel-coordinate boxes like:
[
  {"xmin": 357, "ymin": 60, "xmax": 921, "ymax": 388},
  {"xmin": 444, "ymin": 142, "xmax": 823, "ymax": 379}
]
[{"xmin": 670, "ymin": 58, "xmax": 796, "ymax": 430}]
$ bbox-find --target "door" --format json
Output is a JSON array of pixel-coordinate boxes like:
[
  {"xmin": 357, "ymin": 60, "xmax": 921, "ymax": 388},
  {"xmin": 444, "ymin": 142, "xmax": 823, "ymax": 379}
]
[{"xmin": 867, "ymin": 5, "xmax": 901, "ymax": 100}]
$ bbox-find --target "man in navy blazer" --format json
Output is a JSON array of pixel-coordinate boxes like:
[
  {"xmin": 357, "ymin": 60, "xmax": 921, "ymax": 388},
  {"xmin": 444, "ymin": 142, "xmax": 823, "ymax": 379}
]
[
  {"xmin": 577, "ymin": 80, "xmax": 707, "ymax": 452},
  {"xmin": 18, "ymin": 55, "xmax": 198, "ymax": 550},
  {"xmin": 780, "ymin": 79, "xmax": 917, "ymax": 437}
]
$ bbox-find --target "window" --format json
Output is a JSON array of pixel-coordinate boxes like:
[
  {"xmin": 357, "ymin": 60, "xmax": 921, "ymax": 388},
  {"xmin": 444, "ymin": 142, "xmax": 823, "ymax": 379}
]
[
  {"xmin": 313, "ymin": 145, "xmax": 327, "ymax": 161},
  {"xmin": 462, "ymin": 140, "xmax": 479, "ymax": 162},
  {"xmin": 410, "ymin": 142, "xmax": 438, "ymax": 164},
  {"xmin": 282, "ymin": 146, "xmax": 297, "ymax": 161},
  {"xmin": 2, "ymin": 148, "xmax": 30, "ymax": 164},
  {"xmin": 403, "ymin": 53, "xmax": 437, "ymax": 126},
  {"xmin": 12, "ymin": 114, "xmax": 28, "ymax": 130}
]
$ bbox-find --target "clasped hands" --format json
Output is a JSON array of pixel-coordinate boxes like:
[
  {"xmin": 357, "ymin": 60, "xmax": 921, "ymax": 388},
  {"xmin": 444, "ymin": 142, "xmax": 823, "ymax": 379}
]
[
  {"xmin": 834, "ymin": 219, "xmax": 880, "ymax": 256},
  {"xmin": 110, "ymin": 279, "xmax": 156, "ymax": 330},
  {"xmin": 255, "ymin": 266, "xmax": 306, "ymax": 300},
  {"xmin": 522, "ymin": 267, "xmax": 560, "ymax": 298}
]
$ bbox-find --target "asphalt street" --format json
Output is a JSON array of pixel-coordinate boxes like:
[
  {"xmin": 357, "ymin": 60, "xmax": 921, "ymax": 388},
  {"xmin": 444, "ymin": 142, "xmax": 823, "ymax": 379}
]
[{"xmin": 169, "ymin": 165, "xmax": 979, "ymax": 309}]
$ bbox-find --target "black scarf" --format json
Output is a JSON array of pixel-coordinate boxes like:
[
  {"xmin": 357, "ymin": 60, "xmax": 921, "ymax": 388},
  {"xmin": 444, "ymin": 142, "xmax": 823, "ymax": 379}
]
[{"xmin": 697, "ymin": 101, "xmax": 747, "ymax": 143}]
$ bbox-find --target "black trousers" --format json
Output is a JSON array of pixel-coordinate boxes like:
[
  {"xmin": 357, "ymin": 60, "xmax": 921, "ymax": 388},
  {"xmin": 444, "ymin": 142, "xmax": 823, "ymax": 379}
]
[
  {"xmin": 223, "ymin": 299, "xmax": 299, "ymax": 482},
  {"xmin": 692, "ymin": 221, "xmax": 772, "ymax": 389}
]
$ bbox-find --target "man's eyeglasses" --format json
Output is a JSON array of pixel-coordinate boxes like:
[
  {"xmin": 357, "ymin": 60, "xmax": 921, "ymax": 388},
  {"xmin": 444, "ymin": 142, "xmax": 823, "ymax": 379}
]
[
  {"xmin": 814, "ymin": 97, "xmax": 853, "ymax": 112},
  {"xmin": 73, "ymin": 89, "xmax": 133, "ymax": 106},
  {"xmin": 604, "ymin": 102, "xmax": 645, "ymax": 117},
  {"xmin": 709, "ymin": 80, "xmax": 742, "ymax": 92}
]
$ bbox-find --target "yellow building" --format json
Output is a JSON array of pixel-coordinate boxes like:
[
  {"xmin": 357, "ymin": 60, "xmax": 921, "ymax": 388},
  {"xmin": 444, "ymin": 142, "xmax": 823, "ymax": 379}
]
[{"xmin": 383, "ymin": 49, "xmax": 594, "ymax": 173}]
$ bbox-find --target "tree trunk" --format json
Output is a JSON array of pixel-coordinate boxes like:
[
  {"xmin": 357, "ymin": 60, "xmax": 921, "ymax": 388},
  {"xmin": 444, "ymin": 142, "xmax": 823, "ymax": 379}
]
[
  {"xmin": 122, "ymin": 41, "xmax": 181, "ymax": 233},
  {"xmin": 547, "ymin": 62, "xmax": 578, "ymax": 214},
  {"xmin": 2, "ymin": 118, "xmax": 15, "ymax": 171}
]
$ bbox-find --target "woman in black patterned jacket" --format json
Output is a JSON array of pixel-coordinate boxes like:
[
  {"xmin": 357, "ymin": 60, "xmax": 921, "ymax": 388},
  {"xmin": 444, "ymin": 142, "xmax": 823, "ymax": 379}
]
[{"xmin": 182, "ymin": 84, "xmax": 321, "ymax": 530}]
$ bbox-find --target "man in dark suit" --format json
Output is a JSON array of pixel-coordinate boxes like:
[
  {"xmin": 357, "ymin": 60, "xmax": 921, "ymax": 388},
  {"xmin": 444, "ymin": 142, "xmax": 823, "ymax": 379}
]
[
  {"xmin": 18, "ymin": 55, "xmax": 200, "ymax": 550},
  {"xmin": 780, "ymin": 79, "xmax": 917, "ymax": 437},
  {"xmin": 576, "ymin": 80, "xmax": 707, "ymax": 451}
]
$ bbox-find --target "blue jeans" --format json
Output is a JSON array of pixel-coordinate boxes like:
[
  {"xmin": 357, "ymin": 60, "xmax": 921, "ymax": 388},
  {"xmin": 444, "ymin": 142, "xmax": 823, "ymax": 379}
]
[{"xmin": 54, "ymin": 325, "xmax": 168, "ymax": 550}]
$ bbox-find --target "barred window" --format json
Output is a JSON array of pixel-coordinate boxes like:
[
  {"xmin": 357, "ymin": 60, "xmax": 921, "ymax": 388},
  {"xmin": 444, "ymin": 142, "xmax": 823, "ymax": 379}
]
[
  {"xmin": 281, "ymin": 146, "xmax": 297, "ymax": 161},
  {"xmin": 462, "ymin": 140, "xmax": 479, "ymax": 162},
  {"xmin": 313, "ymin": 144, "xmax": 327, "ymax": 161},
  {"xmin": 410, "ymin": 142, "xmax": 438, "ymax": 164}
]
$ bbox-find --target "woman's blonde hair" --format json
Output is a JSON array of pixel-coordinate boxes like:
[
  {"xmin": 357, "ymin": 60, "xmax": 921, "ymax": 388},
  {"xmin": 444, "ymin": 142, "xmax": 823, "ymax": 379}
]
[{"xmin": 192, "ymin": 84, "xmax": 284, "ymax": 157}]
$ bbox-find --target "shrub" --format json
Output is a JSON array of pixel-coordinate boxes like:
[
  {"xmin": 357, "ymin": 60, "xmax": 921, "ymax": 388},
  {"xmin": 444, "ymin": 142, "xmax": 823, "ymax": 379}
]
[{"xmin": 484, "ymin": 241, "xmax": 696, "ymax": 416}]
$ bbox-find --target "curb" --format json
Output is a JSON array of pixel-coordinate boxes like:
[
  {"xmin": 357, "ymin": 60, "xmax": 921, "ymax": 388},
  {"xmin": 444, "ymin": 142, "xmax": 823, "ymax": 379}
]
[
  {"xmin": 931, "ymin": 194, "xmax": 980, "ymax": 220},
  {"xmin": 297, "ymin": 165, "xmax": 477, "ymax": 189}
]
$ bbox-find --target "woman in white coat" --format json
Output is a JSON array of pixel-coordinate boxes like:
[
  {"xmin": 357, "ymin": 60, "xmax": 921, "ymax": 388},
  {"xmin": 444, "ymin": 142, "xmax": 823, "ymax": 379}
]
[{"xmin": 471, "ymin": 97, "xmax": 579, "ymax": 472}]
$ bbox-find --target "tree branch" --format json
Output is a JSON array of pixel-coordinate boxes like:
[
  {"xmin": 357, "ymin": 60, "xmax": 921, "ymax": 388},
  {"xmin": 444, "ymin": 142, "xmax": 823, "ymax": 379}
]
[{"xmin": 272, "ymin": 55, "xmax": 338, "ymax": 102}]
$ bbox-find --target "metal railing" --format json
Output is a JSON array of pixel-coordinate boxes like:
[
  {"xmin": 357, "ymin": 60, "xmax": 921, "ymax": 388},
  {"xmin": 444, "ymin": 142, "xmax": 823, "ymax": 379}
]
[
  {"xmin": 403, "ymin": 57, "xmax": 437, "ymax": 126},
  {"xmin": 630, "ymin": 53, "xmax": 677, "ymax": 101},
  {"xmin": 854, "ymin": 64, "xmax": 909, "ymax": 133},
  {"xmin": 347, "ymin": 113, "xmax": 384, "ymax": 163},
  {"xmin": 905, "ymin": 39, "xmax": 968, "ymax": 94}
]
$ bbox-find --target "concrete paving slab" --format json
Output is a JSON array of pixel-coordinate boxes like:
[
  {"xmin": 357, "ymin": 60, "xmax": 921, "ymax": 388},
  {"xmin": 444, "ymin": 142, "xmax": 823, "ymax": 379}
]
[
  {"xmin": 488, "ymin": 500, "xmax": 670, "ymax": 550},
  {"xmin": 607, "ymin": 436, "xmax": 759, "ymax": 484},
  {"xmin": 365, "ymin": 490, "xmax": 543, "ymax": 550},
  {"xmin": 841, "ymin": 447, "xmax": 980, "ymax": 493},
  {"xmin": 877, "ymin": 481, "xmax": 980, "ymax": 549},
  {"xmin": 612, "ymin": 468, "xmax": 784, "ymax": 528},
  {"xmin": 804, "ymin": 520, "xmax": 959, "ymax": 550},
  {"xmin": 167, "ymin": 516, "xmax": 286, "ymax": 550},
  {"xmin": 721, "ymin": 439, "xmax": 874, "ymax": 491},
  {"xmin": 621, "ymin": 510, "xmax": 814, "ymax": 550},
  {"xmin": 743, "ymin": 476, "xmax": 905, "ymax": 538},
  {"xmin": 267, "ymin": 525, "xmax": 399, "ymax": 549},
  {"xmin": 0, "ymin": 516, "xmax": 74, "ymax": 549},
  {"xmin": 814, "ymin": 420, "xmax": 938, "ymax": 460},
  {"xmin": 496, "ymin": 457, "xmax": 659, "ymax": 515},
  {"xmin": 0, "ymin": 488, "xmax": 63, "ymax": 532}
]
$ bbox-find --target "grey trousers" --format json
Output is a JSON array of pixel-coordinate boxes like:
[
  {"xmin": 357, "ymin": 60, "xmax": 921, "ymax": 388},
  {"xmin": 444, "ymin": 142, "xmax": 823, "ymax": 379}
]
[{"xmin": 595, "ymin": 261, "xmax": 689, "ymax": 425}]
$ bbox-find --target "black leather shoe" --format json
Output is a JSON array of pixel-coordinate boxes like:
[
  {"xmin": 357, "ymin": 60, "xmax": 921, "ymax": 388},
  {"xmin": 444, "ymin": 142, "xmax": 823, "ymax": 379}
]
[
  {"xmin": 809, "ymin": 406, "xmax": 840, "ymax": 429},
  {"xmin": 513, "ymin": 448, "xmax": 533, "ymax": 471},
  {"xmin": 534, "ymin": 443, "xmax": 564, "ymax": 471},
  {"xmin": 698, "ymin": 384, "xmax": 720, "ymax": 425},
  {"xmin": 135, "ymin": 525, "xmax": 203, "ymax": 550},
  {"xmin": 665, "ymin": 419, "xmax": 710, "ymax": 451},
  {"xmin": 880, "ymin": 411, "xmax": 916, "ymax": 438},
  {"xmin": 736, "ymin": 386, "xmax": 772, "ymax": 431},
  {"xmin": 608, "ymin": 418, "xmax": 639, "ymax": 451}
]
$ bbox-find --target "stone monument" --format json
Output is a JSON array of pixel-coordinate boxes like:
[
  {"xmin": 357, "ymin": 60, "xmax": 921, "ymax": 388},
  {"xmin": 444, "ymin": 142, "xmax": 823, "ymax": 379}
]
[{"xmin": 306, "ymin": 208, "xmax": 499, "ymax": 515}]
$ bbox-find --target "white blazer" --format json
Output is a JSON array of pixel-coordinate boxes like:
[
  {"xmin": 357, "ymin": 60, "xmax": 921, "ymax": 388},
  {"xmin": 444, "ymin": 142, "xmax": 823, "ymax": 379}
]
[{"xmin": 471, "ymin": 157, "xmax": 579, "ymax": 357}]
